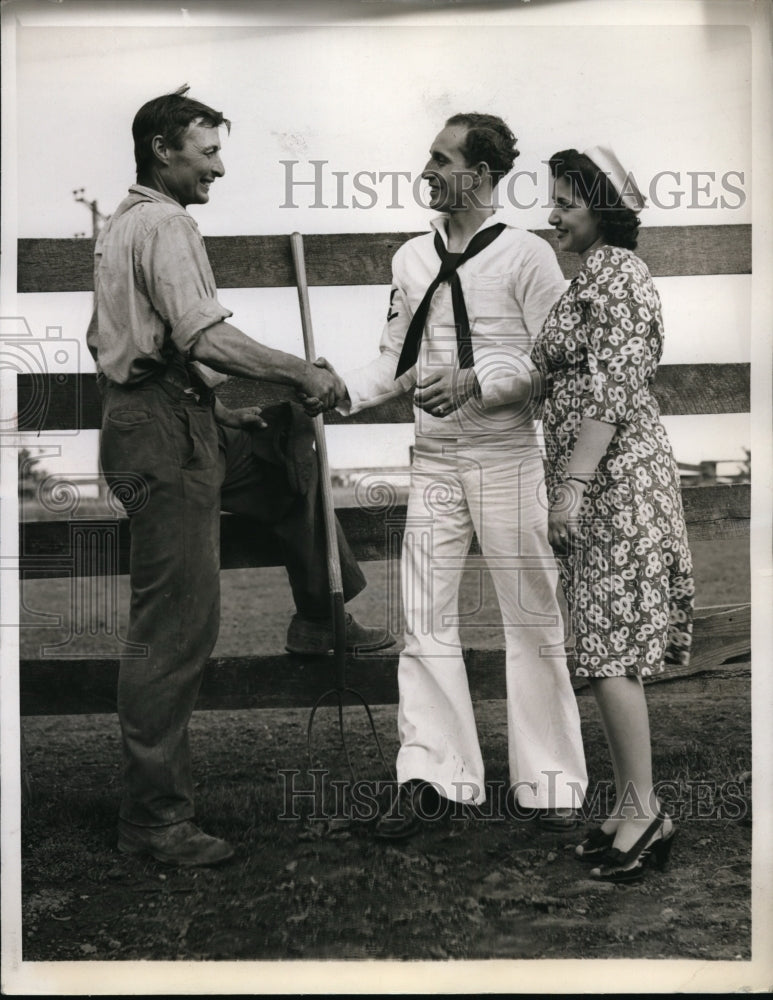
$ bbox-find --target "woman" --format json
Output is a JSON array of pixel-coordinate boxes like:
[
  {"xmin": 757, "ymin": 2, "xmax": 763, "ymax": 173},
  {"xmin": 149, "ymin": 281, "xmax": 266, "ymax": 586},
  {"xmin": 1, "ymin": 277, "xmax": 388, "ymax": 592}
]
[{"xmin": 530, "ymin": 146, "xmax": 694, "ymax": 884}]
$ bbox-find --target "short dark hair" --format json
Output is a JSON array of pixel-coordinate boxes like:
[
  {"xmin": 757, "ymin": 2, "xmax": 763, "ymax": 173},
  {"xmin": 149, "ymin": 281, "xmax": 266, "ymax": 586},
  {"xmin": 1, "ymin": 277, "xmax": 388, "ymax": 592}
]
[
  {"xmin": 132, "ymin": 84, "xmax": 231, "ymax": 178},
  {"xmin": 445, "ymin": 113, "xmax": 519, "ymax": 186},
  {"xmin": 548, "ymin": 148, "xmax": 640, "ymax": 250}
]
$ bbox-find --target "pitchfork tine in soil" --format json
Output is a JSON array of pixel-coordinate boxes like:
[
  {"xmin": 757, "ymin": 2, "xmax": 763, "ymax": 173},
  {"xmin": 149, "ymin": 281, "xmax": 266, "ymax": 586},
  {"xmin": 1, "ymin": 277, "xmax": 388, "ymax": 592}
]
[{"xmin": 290, "ymin": 232, "xmax": 394, "ymax": 783}]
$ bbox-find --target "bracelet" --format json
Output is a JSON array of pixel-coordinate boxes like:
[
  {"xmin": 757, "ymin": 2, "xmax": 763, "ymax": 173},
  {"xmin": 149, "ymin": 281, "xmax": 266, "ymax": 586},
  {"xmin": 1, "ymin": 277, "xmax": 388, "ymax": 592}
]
[{"xmin": 567, "ymin": 475, "xmax": 591, "ymax": 486}]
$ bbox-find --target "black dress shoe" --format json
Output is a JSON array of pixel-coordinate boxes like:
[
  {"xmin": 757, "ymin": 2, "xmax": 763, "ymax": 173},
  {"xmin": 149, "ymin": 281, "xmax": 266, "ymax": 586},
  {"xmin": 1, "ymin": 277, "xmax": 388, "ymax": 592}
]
[
  {"xmin": 537, "ymin": 808, "xmax": 581, "ymax": 832},
  {"xmin": 375, "ymin": 779, "xmax": 453, "ymax": 840},
  {"xmin": 374, "ymin": 783, "xmax": 421, "ymax": 840}
]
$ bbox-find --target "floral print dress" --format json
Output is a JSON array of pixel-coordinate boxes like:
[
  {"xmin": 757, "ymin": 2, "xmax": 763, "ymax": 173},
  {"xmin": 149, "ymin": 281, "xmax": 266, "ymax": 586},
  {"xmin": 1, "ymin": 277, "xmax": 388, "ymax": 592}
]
[{"xmin": 531, "ymin": 244, "xmax": 694, "ymax": 678}]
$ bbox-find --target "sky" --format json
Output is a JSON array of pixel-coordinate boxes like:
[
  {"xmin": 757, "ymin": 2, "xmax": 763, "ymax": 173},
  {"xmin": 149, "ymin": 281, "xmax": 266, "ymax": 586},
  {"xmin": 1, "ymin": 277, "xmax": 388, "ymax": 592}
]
[{"xmin": 6, "ymin": 1, "xmax": 755, "ymax": 476}]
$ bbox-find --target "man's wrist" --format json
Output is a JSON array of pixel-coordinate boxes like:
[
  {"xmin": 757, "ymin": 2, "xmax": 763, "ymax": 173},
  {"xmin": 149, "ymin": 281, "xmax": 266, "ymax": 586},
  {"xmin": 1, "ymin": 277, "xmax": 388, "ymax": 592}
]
[{"xmin": 298, "ymin": 360, "xmax": 321, "ymax": 394}]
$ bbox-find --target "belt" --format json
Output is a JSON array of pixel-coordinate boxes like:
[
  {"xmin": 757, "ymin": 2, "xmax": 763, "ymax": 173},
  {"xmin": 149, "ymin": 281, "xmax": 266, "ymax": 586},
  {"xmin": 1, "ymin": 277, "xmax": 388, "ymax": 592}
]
[
  {"xmin": 99, "ymin": 367, "xmax": 211, "ymax": 404},
  {"xmin": 157, "ymin": 368, "xmax": 202, "ymax": 400}
]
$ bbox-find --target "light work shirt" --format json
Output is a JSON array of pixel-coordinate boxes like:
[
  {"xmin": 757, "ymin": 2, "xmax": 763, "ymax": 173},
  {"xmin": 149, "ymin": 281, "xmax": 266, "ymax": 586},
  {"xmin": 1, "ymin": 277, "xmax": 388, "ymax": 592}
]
[
  {"xmin": 87, "ymin": 185, "xmax": 232, "ymax": 385},
  {"xmin": 342, "ymin": 213, "xmax": 567, "ymax": 442}
]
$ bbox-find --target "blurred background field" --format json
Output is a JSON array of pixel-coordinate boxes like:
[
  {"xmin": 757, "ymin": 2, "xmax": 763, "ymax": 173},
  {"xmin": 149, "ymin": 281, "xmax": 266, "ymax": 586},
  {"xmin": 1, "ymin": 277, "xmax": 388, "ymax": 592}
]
[{"xmin": 18, "ymin": 536, "xmax": 749, "ymax": 660}]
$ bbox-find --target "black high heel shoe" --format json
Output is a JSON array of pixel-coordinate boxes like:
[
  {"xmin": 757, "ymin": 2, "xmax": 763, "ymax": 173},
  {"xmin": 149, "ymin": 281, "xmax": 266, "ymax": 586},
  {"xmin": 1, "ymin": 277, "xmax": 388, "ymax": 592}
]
[
  {"xmin": 574, "ymin": 825, "xmax": 616, "ymax": 862},
  {"xmin": 644, "ymin": 819, "xmax": 677, "ymax": 871},
  {"xmin": 589, "ymin": 815, "xmax": 676, "ymax": 885}
]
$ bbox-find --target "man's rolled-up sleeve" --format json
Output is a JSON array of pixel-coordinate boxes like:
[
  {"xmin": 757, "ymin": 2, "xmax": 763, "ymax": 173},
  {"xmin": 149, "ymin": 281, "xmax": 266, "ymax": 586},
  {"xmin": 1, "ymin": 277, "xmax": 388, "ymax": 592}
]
[{"xmin": 141, "ymin": 215, "xmax": 233, "ymax": 356}]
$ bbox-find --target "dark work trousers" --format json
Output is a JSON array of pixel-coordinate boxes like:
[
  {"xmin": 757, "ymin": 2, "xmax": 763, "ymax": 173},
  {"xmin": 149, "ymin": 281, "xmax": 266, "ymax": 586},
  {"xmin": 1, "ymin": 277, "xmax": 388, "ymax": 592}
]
[{"xmin": 99, "ymin": 377, "xmax": 366, "ymax": 827}]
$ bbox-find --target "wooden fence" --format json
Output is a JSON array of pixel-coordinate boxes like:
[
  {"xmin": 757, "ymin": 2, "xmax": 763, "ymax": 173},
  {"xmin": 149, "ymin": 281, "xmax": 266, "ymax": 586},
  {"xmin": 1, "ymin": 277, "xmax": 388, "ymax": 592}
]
[{"xmin": 16, "ymin": 225, "xmax": 751, "ymax": 714}]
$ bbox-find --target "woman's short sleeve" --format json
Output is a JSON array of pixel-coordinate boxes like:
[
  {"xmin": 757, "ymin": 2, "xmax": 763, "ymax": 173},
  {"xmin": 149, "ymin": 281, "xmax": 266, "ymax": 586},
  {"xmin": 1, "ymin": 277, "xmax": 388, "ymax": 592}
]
[{"xmin": 576, "ymin": 249, "xmax": 658, "ymax": 425}]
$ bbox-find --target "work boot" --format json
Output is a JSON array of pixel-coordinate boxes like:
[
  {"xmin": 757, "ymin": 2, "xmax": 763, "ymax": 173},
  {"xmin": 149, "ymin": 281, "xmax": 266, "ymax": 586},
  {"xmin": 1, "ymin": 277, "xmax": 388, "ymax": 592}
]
[
  {"xmin": 285, "ymin": 612, "xmax": 396, "ymax": 655},
  {"xmin": 117, "ymin": 819, "xmax": 234, "ymax": 867}
]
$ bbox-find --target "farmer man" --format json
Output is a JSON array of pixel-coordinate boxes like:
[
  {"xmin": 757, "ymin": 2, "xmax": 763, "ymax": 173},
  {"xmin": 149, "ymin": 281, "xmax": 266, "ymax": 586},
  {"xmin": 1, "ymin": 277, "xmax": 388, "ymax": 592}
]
[
  {"xmin": 305, "ymin": 113, "xmax": 587, "ymax": 837},
  {"xmin": 88, "ymin": 86, "xmax": 393, "ymax": 867}
]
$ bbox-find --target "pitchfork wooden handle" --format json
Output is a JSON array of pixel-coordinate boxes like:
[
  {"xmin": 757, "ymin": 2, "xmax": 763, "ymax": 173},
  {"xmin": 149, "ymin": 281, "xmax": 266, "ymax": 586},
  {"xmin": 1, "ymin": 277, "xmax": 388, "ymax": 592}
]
[{"xmin": 290, "ymin": 232, "xmax": 345, "ymax": 600}]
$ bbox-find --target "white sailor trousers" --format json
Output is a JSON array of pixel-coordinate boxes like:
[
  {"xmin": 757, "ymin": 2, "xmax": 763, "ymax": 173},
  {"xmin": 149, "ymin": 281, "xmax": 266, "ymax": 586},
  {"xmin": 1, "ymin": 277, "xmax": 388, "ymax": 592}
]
[{"xmin": 396, "ymin": 437, "xmax": 588, "ymax": 807}]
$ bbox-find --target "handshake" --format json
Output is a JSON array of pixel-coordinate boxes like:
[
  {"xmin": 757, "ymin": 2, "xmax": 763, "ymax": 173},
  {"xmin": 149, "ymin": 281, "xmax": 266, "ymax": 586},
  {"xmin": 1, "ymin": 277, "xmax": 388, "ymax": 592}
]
[{"xmin": 297, "ymin": 357, "xmax": 348, "ymax": 417}]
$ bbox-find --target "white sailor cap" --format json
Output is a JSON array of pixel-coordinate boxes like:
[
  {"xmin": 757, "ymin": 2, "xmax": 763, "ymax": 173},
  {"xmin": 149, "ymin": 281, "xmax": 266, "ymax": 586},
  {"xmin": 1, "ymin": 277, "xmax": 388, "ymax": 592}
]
[{"xmin": 583, "ymin": 144, "xmax": 647, "ymax": 213}]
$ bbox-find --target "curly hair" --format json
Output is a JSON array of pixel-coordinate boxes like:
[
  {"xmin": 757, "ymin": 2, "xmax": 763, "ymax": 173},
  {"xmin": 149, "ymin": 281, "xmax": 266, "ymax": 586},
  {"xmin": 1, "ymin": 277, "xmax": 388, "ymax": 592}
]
[
  {"xmin": 548, "ymin": 148, "xmax": 640, "ymax": 250},
  {"xmin": 133, "ymin": 84, "xmax": 231, "ymax": 179},
  {"xmin": 445, "ymin": 113, "xmax": 519, "ymax": 187}
]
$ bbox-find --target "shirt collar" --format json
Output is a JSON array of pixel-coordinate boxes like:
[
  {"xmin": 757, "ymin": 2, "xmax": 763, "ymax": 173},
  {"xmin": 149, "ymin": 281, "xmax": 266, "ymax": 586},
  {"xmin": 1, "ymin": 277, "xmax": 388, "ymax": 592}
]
[
  {"xmin": 429, "ymin": 210, "xmax": 506, "ymax": 249},
  {"xmin": 128, "ymin": 184, "xmax": 186, "ymax": 209}
]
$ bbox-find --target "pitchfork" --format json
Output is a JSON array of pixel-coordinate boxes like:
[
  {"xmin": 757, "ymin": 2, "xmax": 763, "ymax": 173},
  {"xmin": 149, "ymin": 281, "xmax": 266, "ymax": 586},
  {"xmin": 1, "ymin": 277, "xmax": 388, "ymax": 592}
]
[{"xmin": 290, "ymin": 232, "xmax": 394, "ymax": 785}]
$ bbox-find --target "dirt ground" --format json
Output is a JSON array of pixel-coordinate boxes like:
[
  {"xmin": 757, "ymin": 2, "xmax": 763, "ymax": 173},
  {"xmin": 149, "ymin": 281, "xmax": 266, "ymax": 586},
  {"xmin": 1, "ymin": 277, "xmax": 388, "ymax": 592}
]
[
  {"xmin": 17, "ymin": 541, "xmax": 753, "ymax": 966},
  {"xmin": 20, "ymin": 670, "xmax": 751, "ymax": 964}
]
